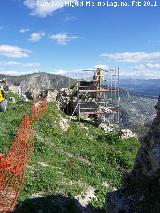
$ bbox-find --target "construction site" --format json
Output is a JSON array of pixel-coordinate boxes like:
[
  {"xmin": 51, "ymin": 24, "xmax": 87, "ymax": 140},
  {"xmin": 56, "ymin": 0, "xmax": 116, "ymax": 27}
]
[
  {"xmin": 0, "ymin": 68, "xmax": 123, "ymax": 212},
  {"xmin": 0, "ymin": 67, "xmax": 120, "ymax": 128},
  {"xmin": 73, "ymin": 68, "xmax": 120, "ymax": 125}
]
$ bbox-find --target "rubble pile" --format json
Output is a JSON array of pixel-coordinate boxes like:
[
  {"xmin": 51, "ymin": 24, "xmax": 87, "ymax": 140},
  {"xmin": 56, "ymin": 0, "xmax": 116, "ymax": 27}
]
[
  {"xmin": 106, "ymin": 95, "xmax": 160, "ymax": 212},
  {"xmin": 99, "ymin": 123, "xmax": 115, "ymax": 133},
  {"xmin": 120, "ymin": 128, "xmax": 137, "ymax": 139}
]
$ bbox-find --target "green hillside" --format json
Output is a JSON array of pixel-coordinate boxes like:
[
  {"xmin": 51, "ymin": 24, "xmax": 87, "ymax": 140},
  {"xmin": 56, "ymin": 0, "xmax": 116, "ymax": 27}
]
[{"xmin": 0, "ymin": 97, "xmax": 140, "ymax": 212}]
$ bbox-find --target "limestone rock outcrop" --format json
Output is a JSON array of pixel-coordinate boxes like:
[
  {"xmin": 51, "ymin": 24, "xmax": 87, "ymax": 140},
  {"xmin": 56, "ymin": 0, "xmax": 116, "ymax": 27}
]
[
  {"xmin": 106, "ymin": 95, "xmax": 160, "ymax": 213},
  {"xmin": 56, "ymin": 88, "xmax": 73, "ymax": 109},
  {"xmin": 46, "ymin": 89, "xmax": 58, "ymax": 102},
  {"xmin": 120, "ymin": 129, "xmax": 137, "ymax": 139}
]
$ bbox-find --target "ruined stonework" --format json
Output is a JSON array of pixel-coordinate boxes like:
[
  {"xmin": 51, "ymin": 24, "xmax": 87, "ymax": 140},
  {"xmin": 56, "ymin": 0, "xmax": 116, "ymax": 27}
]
[
  {"xmin": 56, "ymin": 88, "xmax": 73, "ymax": 110},
  {"xmin": 106, "ymin": 96, "xmax": 160, "ymax": 213}
]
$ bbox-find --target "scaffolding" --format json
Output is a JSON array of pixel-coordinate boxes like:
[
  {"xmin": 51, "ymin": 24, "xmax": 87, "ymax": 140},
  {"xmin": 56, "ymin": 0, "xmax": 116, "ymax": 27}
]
[{"xmin": 73, "ymin": 68, "xmax": 120, "ymax": 126}]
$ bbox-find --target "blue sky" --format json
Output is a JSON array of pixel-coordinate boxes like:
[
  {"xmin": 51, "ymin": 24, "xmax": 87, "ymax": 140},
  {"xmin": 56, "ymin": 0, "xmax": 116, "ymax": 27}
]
[{"xmin": 0, "ymin": 0, "xmax": 160, "ymax": 78}]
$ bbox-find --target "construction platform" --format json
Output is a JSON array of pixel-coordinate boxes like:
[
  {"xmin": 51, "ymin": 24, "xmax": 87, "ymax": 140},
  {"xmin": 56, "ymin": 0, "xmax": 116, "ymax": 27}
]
[{"xmin": 72, "ymin": 67, "xmax": 120, "ymax": 126}]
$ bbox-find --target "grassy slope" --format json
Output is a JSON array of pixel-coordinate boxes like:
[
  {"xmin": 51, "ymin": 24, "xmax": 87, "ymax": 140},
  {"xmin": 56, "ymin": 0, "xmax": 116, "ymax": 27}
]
[{"xmin": 0, "ymin": 97, "xmax": 140, "ymax": 212}]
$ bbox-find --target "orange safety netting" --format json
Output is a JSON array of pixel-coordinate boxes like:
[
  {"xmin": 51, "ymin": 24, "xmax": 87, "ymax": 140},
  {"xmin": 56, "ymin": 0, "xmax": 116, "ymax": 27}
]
[
  {"xmin": 31, "ymin": 98, "xmax": 47, "ymax": 122},
  {"xmin": 0, "ymin": 98, "xmax": 47, "ymax": 212}
]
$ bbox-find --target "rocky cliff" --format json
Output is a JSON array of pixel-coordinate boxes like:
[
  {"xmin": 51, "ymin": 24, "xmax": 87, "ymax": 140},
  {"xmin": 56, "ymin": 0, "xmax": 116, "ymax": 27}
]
[
  {"xmin": 0, "ymin": 72, "xmax": 76, "ymax": 97},
  {"xmin": 106, "ymin": 95, "xmax": 160, "ymax": 213}
]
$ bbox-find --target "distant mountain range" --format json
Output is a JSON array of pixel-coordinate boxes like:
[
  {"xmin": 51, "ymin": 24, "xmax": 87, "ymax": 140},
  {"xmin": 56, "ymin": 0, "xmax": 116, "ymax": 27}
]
[{"xmin": 119, "ymin": 78, "xmax": 160, "ymax": 98}]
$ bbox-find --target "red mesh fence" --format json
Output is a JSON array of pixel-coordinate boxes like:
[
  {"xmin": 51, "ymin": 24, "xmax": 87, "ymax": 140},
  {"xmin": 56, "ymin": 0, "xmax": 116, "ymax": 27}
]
[
  {"xmin": 31, "ymin": 98, "xmax": 47, "ymax": 122},
  {"xmin": 0, "ymin": 98, "xmax": 47, "ymax": 212}
]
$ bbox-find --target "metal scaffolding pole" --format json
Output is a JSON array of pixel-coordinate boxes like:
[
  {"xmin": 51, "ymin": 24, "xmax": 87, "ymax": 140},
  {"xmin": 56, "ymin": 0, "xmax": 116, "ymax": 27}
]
[{"xmin": 72, "ymin": 68, "xmax": 120, "ymax": 127}]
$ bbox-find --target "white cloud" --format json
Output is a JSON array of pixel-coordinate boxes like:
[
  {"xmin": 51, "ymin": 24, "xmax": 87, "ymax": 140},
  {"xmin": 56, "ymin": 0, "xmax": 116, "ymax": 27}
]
[
  {"xmin": 133, "ymin": 63, "xmax": 160, "ymax": 79},
  {"xmin": 134, "ymin": 64, "xmax": 146, "ymax": 70},
  {"xmin": 0, "ymin": 70, "xmax": 21, "ymax": 75},
  {"xmin": 29, "ymin": 32, "xmax": 45, "ymax": 42},
  {"xmin": 52, "ymin": 69, "xmax": 68, "ymax": 75},
  {"xmin": 139, "ymin": 63, "xmax": 160, "ymax": 69},
  {"xmin": 119, "ymin": 62, "xmax": 160, "ymax": 79},
  {"xmin": 120, "ymin": 69, "xmax": 160, "ymax": 79},
  {"xmin": 52, "ymin": 66, "xmax": 109, "ymax": 79},
  {"xmin": 51, "ymin": 68, "xmax": 85, "ymax": 79},
  {"xmin": 101, "ymin": 52, "xmax": 160, "ymax": 62},
  {"xmin": 0, "ymin": 61, "xmax": 19, "ymax": 66},
  {"xmin": 135, "ymin": 63, "xmax": 160, "ymax": 70},
  {"xmin": 0, "ymin": 45, "xmax": 31, "ymax": 58},
  {"xmin": 19, "ymin": 28, "xmax": 30, "ymax": 33},
  {"xmin": 49, "ymin": 33, "xmax": 79, "ymax": 45},
  {"xmin": 0, "ymin": 61, "xmax": 40, "ymax": 67},
  {"xmin": 24, "ymin": 0, "xmax": 78, "ymax": 18},
  {"xmin": 52, "ymin": 65, "xmax": 110, "ymax": 77},
  {"xmin": 144, "ymin": 63, "xmax": 160, "ymax": 69},
  {"xmin": 94, "ymin": 64, "xmax": 108, "ymax": 70},
  {"xmin": 22, "ymin": 62, "xmax": 40, "ymax": 67},
  {"xmin": 0, "ymin": 69, "xmax": 38, "ymax": 76}
]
